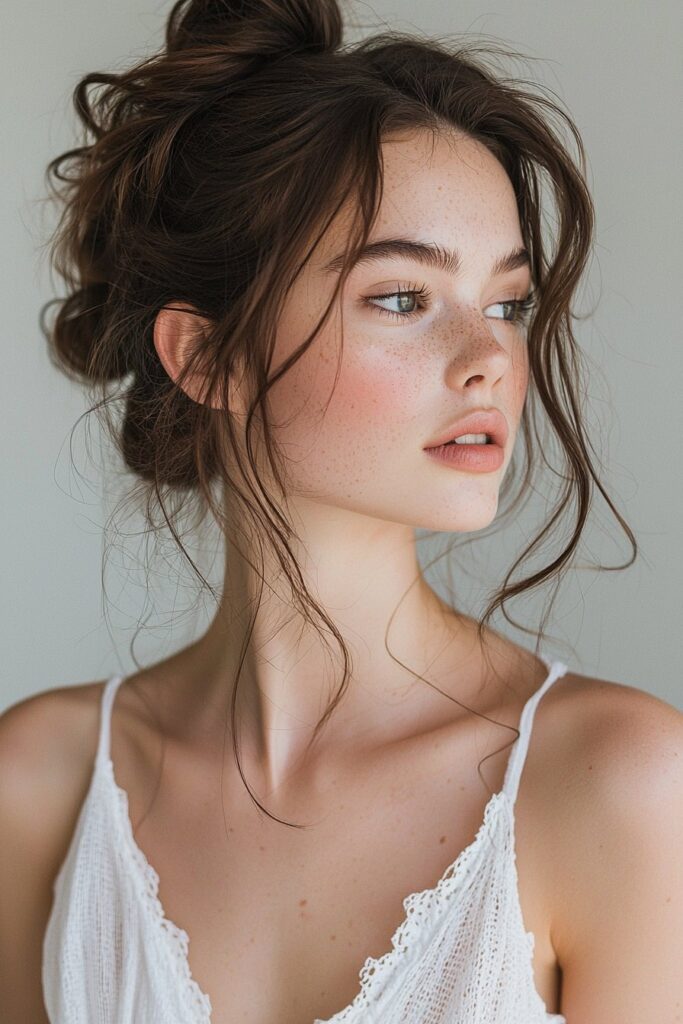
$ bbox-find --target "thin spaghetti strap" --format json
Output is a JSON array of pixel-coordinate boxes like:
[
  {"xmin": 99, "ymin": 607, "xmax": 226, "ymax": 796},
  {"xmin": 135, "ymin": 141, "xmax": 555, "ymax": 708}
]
[
  {"xmin": 501, "ymin": 656, "xmax": 569, "ymax": 807},
  {"xmin": 94, "ymin": 674, "xmax": 125, "ymax": 768}
]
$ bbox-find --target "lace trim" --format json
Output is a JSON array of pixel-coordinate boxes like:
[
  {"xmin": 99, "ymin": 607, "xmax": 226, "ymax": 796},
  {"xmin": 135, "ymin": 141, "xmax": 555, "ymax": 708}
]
[
  {"xmin": 312, "ymin": 789, "xmax": 509, "ymax": 1023},
  {"xmin": 98, "ymin": 754, "xmax": 559, "ymax": 1024},
  {"xmin": 99, "ymin": 758, "xmax": 213, "ymax": 1023}
]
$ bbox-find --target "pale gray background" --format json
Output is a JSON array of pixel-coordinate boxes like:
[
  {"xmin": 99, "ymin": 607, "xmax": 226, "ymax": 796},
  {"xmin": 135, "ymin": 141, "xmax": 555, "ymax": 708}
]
[{"xmin": 1, "ymin": 0, "xmax": 681, "ymax": 712}]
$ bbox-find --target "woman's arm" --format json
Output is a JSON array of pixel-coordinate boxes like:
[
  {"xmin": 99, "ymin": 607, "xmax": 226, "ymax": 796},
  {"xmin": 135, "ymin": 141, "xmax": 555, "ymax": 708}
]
[
  {"xmin": 0, "ymin": 687, "xmax": 99, "ymax": 1023},
  {"xmin": 551, "ymin": 684, "xmax": 683, "ymax": 1019}
]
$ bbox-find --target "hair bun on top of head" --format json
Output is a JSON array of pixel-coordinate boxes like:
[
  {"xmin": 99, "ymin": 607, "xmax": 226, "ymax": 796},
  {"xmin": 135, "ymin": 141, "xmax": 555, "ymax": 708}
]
[{"xmin": 166, "ymin": 0, "xmax": 343, "ymax": 58}]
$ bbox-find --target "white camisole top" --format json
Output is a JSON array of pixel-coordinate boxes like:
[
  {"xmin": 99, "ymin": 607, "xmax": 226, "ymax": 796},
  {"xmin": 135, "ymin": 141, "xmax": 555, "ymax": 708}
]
[{"xmin": 42, "ymin": 655, "xmax": 569, "ymax": 1023}]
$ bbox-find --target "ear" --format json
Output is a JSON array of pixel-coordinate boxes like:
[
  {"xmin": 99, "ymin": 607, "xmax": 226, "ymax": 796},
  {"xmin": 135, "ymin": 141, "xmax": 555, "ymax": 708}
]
[{"xmin": 153, "ymin": 302, "xmax": 246, "ymax": 414}]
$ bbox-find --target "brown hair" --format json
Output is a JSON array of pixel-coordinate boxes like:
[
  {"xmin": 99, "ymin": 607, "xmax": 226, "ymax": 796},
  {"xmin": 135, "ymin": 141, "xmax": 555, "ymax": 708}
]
[{"xmin": 40, "ymin": 0, "xmax": 636, "ymax": 828}]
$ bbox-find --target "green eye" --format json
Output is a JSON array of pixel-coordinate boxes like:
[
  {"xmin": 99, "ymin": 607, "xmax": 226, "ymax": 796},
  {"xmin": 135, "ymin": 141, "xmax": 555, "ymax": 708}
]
[
  {"xmin": 363, "ymin": 285, "xmax": 537, "ymax": 326},
  {"xmin": 364, "ymin": 283, "xmax": 431, "ymax": 322}
]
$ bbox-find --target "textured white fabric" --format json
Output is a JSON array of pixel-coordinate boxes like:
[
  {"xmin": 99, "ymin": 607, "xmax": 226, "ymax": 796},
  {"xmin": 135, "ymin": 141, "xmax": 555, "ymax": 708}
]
[{"xmin": 42, "ymin": 655, "xmax": 569, "ymax": 1023}]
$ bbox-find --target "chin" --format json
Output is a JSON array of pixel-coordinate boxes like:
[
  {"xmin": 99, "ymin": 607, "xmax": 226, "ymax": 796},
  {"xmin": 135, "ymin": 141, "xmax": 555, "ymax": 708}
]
[
  {"xmin": 454, "ymin": 512, "xmax": 498, "ymax": 533},
  {"xmin": 419, "ymin": 500, "xmax": 500, "ymax": 533}
]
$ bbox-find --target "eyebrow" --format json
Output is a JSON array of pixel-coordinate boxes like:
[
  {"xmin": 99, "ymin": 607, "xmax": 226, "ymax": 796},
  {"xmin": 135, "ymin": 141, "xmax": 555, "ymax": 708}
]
[{"xmin": 322, "ymin": 237, "xmax": 531, "ymax": 278}]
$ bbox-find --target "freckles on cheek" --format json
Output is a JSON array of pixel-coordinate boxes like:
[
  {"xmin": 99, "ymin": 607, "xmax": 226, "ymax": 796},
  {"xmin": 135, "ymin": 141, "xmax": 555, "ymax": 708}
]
[{"xmin": 329, "ymin": 359, "xmax": 407, "ymax": 441}]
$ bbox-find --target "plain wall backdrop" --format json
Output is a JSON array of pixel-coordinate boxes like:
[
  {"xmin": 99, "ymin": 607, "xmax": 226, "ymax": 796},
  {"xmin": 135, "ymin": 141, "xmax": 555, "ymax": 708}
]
[{"xmin": 1, "ymin": 0, "xmax": 681, "ymax": 712}]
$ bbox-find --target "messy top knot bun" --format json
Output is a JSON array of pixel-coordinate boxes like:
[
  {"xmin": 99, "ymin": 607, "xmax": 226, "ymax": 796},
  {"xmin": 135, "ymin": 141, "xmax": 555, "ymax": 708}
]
[
  {"xmin": 42, "ymin": 0, "xmax": 345, "ymax": 488},
  {"xmin": 166, "ymin": 0, "xmax": 343, "ymax": 57},
  {"xmin": 40, "ymin": 0, "xmax": 635, "ymax": 717}
]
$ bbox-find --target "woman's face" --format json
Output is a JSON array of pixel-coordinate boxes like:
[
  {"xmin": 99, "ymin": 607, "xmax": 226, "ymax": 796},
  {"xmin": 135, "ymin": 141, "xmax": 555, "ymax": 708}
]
[{"xmin": 256, "ymin": 128, "xmax": 532, "ymax": 533}]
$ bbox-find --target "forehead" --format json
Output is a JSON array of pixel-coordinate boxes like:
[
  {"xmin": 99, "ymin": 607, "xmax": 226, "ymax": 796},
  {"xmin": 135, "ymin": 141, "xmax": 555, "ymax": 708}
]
[
  {"xmin": 316, "ymin": 128, "xmax": 523, "ymax": 273},
  {"xmin": 378, "ymin": 129, "xmax": 520, "ymax": 237}
]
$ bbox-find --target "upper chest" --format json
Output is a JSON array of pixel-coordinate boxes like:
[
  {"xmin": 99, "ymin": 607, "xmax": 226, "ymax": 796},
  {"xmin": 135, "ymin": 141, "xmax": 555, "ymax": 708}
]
[{"xmin": 104, "ymin": 686, "xmax": 565, "ymax": 1024}]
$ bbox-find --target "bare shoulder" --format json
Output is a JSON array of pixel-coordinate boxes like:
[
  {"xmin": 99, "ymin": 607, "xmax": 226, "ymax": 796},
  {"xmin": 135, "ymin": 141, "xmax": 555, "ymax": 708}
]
[
  {"xmin": 0, "ymin": 679, "xmax": 109, "ymax": 785},
  {"xmin": 532, "ymin": 668, "xmax": 683, "ymax": 960},
  {"xmin": 0, "ymin": 679, "xmax": 110, "ymax": 865},
  {"xmin": 0, "ymin": 672, "xmax": 165, "ymax": 861},
  {"xmin": 536, "ymin": 667, "xmax": 681, "ymax": 794}
]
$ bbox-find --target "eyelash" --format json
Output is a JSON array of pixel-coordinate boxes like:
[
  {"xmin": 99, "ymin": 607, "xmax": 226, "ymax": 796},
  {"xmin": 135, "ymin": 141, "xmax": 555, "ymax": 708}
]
[{"xmin": 363, "ymin": 282, "xmax": 537, "ymax": 326}]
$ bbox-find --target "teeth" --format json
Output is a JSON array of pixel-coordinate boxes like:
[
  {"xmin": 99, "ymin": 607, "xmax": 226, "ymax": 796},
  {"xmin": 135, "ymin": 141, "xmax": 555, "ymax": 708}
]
[{"xmin": 452, "ymin": 433, "xmax": 489, "ymax": 445}]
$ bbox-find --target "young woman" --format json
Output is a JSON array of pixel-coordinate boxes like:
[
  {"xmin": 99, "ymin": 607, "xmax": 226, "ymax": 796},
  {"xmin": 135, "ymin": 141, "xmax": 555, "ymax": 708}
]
[{"xmin": 1, "ymin": 1, "xmax": 681, "ymax": 1021}]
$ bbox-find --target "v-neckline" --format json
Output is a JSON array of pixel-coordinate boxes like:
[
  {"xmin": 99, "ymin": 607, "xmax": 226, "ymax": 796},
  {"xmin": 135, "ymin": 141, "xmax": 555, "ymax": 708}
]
[
  {"xmin": 100, "ymin": 655, "xmax": 558, "ymax": 1023},
  {"xmin": 103, "ymin": 759, "xmax": 509, "ymax": 1023}
]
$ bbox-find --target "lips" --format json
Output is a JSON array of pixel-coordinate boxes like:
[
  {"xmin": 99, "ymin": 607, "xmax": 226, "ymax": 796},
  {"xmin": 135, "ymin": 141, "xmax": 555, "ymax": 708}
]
[{"xmin": 424, "ymin": 409, "xmax": 509, "ymax": 450}]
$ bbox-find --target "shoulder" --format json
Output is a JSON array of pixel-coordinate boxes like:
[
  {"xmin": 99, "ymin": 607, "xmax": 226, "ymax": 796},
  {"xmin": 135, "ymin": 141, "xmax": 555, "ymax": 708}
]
[
  {"xmin": 536, "ymin": 670, "xmax": 682, "ymax": 964},
  {"xmin": 0, "ymin": 680, "xmax": 109, "ymax": 869},
  {"xmin": 0, "ymin": 673, "xmax": 167, "ymax": 850},
  {"xmin": 539, "ymin": 668, "xmax": 681, "ymax": 804},
  {"xmin": 0, "ymin": 679, "xmax": 108, "ymax": 776}
]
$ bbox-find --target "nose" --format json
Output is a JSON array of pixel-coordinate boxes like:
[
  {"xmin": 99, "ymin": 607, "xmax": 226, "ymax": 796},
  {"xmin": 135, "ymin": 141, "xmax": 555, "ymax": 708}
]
[{"xmin": 447, "ymin": 318, "xmax": 511, "ymax": 391}]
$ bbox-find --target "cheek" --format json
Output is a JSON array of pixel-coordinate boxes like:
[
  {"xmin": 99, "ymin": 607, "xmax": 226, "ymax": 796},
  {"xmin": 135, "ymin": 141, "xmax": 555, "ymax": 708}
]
[
  {"xmin": 513, "ymin": 340, "xmax": 530, "ymax": 407},
  {"xmin": 319, "ymin": 334, "xmax": 424, "ymax": 450},
  {"xmin": 329, "ymin": 356, "xmax": 407, "ymax": 426},
  {"xmin": 267, "ymin": 336, "xmax": 415, "ymax": 489}
]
